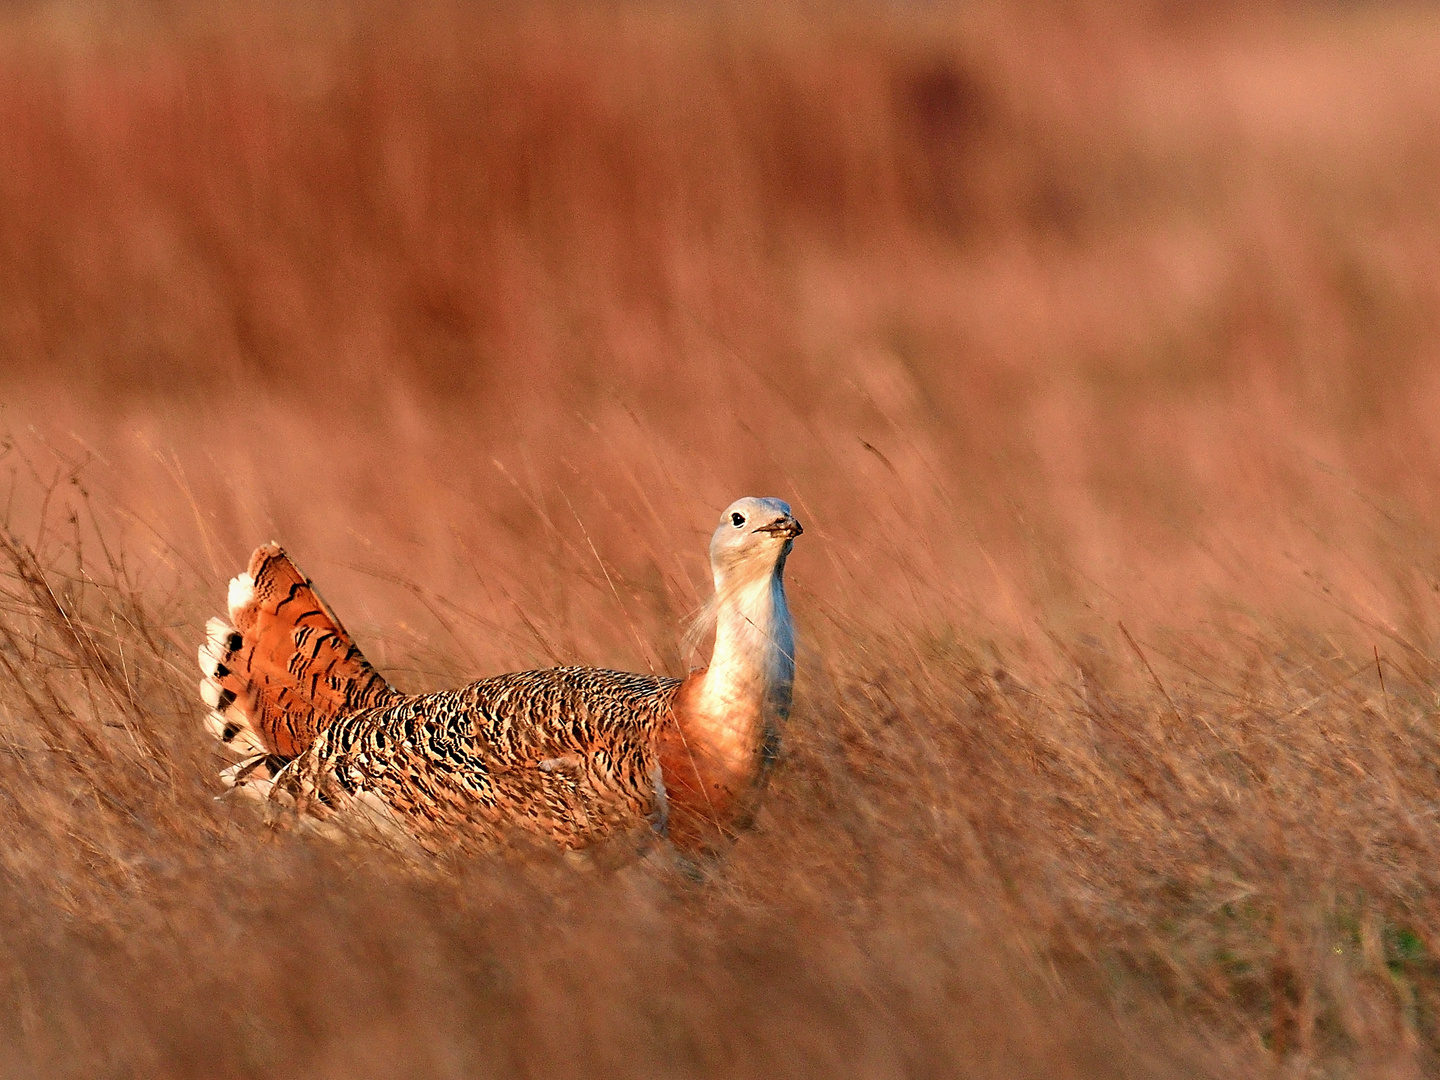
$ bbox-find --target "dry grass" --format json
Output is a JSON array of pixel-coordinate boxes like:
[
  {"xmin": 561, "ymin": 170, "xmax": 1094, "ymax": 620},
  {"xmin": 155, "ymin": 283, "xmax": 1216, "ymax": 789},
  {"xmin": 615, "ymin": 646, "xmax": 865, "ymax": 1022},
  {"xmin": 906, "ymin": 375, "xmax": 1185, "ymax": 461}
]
[{"xmin": 4, "ymin": 0, "xmax": 1440, "ymax": 1075}]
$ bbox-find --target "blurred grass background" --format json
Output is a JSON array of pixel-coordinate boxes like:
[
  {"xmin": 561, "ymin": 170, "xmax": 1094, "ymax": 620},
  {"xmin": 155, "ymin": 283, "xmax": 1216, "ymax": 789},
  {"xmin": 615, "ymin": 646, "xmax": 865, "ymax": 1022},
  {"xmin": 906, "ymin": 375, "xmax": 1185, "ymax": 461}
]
[{"xmin": 5, "ymin": 1, "xmax": 1440, "ymax": 1076}]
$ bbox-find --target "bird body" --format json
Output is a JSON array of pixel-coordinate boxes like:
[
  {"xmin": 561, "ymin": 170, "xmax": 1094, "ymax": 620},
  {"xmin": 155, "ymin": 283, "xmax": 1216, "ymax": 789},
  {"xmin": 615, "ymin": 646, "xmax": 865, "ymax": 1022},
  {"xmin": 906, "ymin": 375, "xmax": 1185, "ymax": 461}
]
[
  {"xmin": 199, "ymin": 497, "xmax": 802, "ymax": 854},
  {"xmin": 299, "ymin": 667, "xmax": 678, "ymax": 850}
]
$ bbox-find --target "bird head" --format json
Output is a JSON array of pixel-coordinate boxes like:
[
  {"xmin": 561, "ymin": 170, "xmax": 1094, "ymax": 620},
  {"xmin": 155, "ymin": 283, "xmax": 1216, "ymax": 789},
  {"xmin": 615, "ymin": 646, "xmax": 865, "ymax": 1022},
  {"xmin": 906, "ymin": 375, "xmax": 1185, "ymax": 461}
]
[{"xmin": 708, "ymin": 496, "xmax": 802, "ymax": 584}]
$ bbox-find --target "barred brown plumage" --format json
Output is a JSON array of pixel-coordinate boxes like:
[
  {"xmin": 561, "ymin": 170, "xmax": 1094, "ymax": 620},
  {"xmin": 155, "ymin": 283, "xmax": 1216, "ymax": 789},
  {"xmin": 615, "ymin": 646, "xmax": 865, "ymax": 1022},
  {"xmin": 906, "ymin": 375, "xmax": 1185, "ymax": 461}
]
[{"xmin": 198, "ymin": 497, "xmax": 802, "ymax": 854}]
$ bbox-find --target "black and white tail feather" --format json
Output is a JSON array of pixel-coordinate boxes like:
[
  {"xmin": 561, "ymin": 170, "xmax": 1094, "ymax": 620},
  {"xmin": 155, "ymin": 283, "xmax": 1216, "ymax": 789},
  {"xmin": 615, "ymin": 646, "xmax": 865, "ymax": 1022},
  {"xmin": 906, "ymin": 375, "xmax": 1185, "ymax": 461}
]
[{"xmin": 197, "ymin": 572, "xmax": 283, "ymax": 800}]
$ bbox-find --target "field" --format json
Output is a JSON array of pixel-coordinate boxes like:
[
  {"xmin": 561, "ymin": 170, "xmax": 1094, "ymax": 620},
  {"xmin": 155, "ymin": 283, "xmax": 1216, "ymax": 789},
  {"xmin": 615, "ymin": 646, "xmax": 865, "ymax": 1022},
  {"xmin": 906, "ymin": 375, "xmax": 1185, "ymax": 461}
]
[{"xmin": 5, "ymin": 0, "xmax": 1440, "ymax": 1075}]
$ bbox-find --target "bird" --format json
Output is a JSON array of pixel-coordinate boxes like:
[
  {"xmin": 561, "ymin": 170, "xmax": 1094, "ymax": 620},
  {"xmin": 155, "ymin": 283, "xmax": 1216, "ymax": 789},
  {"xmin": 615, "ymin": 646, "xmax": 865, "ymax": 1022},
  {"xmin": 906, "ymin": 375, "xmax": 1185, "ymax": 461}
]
[{"xmin": 197, "ymin": 497, "xmax": 802, "ymax": 854}]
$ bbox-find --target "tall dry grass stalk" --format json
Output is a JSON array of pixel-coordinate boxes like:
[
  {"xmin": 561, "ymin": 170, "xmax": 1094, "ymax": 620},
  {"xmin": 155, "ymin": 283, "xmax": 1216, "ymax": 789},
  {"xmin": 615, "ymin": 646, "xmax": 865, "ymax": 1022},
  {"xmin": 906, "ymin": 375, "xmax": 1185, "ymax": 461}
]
[{"xmin": 4, "ymin": 0, "xmax": 1440, "ymax": 1075}]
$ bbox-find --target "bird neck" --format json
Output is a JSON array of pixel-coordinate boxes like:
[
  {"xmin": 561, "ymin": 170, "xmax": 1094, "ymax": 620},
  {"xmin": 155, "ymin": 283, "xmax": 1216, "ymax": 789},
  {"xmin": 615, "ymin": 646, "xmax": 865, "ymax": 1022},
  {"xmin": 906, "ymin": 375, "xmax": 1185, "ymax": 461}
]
[
  {"xmin": 661, "ymin": 559, "xmax": 794, "ymax": 848},
  {"xmin": 699, "ymin": 566, "xmax": 794, "ymax": 731}
]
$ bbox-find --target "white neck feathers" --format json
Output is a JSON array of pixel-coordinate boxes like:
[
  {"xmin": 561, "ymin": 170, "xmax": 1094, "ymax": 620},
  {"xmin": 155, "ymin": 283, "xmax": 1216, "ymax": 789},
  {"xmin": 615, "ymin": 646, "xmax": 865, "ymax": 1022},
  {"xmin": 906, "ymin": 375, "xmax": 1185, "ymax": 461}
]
[{"xmin": 684, "ymin": 560, "xmax": 794, "ymax": 770}]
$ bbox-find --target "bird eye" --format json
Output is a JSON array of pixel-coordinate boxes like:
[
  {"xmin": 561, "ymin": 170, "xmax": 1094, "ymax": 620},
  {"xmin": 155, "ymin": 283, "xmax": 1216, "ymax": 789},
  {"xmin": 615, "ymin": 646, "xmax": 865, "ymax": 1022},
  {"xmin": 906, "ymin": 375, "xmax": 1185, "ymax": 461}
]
[{"xmin": 731, "ymin": 512, "xmax": 746, "ymax": 528}]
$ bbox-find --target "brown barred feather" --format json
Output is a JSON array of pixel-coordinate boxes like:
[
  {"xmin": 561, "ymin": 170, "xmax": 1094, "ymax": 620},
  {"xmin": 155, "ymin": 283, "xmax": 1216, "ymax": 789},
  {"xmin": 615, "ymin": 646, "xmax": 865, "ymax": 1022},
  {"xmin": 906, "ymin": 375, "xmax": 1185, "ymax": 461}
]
[
  {"xmin": 199, "ymin": 544, "xmax": 398, "ymax": 759},
  {"xmin": 286, "ymin": 667, "xmax": 684, "ymax": 852}
]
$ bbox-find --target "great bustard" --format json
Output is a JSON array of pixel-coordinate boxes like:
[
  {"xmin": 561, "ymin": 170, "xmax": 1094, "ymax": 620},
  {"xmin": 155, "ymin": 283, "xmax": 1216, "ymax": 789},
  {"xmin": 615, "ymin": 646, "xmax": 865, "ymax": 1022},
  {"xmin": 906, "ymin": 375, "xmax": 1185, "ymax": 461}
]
[{"xmin": 198, "ymin": 497, "xmax": 802, "ymax": 853}]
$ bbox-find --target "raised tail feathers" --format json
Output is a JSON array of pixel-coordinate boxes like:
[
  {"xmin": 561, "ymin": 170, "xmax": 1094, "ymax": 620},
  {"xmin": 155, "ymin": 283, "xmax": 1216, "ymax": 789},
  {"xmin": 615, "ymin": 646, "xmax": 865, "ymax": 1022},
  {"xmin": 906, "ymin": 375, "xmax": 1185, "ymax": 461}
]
[{"xmin": 198, "ymin": 543, "xmax": 398, "ymax": 788}]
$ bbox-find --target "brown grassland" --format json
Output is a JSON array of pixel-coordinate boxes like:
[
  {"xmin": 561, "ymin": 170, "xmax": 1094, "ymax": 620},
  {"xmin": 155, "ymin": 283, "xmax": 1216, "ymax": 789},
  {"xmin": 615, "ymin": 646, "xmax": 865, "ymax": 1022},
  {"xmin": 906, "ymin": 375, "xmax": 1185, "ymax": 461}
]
[{"xmin": 5, "ymin": 0, "xmax": 1440, "ymax": 1075}]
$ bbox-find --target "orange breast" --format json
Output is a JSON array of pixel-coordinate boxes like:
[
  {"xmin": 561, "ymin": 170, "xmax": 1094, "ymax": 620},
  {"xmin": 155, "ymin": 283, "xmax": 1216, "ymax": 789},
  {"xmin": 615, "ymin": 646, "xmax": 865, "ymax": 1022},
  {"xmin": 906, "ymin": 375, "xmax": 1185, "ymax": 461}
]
[{"xmin": 656, "ymin": 675, "xmax": 760, "ymax": 852}]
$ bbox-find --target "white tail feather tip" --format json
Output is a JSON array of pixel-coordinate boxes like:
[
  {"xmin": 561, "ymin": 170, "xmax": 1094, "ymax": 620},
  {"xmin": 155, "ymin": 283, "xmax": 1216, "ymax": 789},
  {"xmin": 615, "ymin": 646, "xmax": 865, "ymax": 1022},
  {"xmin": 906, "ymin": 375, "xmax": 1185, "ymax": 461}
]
[
  {"xmin": 227, "ymin": 573, "xmax": 255, "ymax": 617},
  {"xmin": 205, "ymin": 709, "xmax": 267, "ymax": 756},
  {"xmin": 198, "ymin": 642, "xmax": 224, "ymax": 679}
]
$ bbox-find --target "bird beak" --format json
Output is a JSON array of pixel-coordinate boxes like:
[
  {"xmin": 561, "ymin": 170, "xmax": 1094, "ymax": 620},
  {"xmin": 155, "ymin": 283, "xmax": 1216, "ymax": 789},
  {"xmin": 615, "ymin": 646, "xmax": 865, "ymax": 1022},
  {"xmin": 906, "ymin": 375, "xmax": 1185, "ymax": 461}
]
[{"xmin": 756, "ymin": 515, "xmax": 803, "ymax": 539}]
